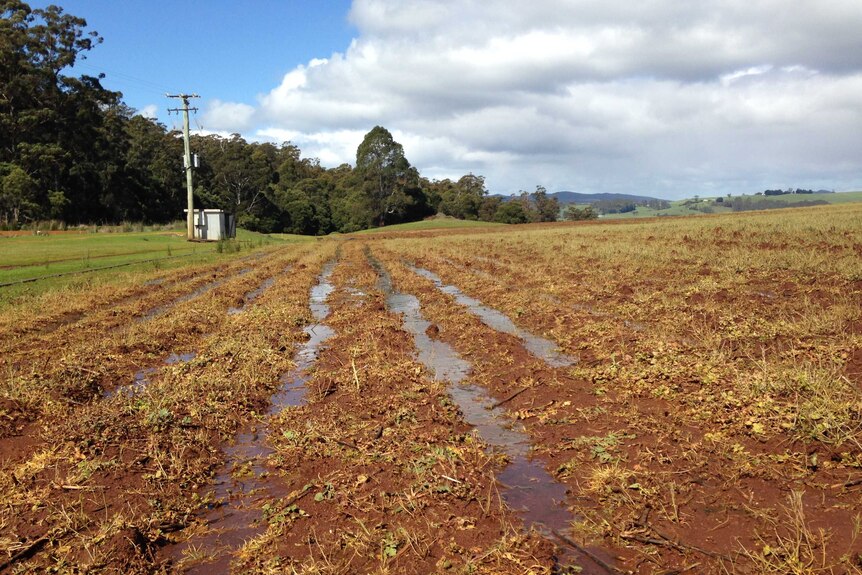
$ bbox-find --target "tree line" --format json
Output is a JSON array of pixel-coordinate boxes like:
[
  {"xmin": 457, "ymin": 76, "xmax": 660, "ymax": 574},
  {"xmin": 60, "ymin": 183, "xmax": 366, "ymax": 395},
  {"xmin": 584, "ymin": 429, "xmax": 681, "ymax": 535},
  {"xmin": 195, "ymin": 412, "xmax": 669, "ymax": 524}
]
[
  {"xmin": 762, "ymin": 189, "xmax": 818, "ymax": 196},
  {"xmin": 0, "ymin": 1, "xmax": 569, "ymax": 233}
]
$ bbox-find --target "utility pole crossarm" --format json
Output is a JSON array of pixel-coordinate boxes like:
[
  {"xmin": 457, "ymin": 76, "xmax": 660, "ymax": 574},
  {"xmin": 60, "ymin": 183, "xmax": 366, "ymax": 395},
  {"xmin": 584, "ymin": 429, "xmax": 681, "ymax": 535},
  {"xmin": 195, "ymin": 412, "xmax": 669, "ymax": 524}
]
[{"xmin": 167, "ymin": 93, "xmax": 200, "ymax": 241}]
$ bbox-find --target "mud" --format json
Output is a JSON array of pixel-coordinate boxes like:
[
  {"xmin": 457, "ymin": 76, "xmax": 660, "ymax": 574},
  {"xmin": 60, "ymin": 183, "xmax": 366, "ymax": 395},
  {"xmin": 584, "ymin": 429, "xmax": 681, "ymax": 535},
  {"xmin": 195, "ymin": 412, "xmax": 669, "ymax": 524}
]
[
  {"xmin": 140, "ymin": 268, "xmax": 251, "ymax": 322},
  {"xmin": 139, "ymin": 278, "xmax": 227, "ymax": 322},
  {"xmin": 170, "ymin": 260, "xmax": 337, "ymax": 573},
  {"xmin": 104, "ymin": 352, "xmax": 199, "ymax": 399},
  {"xmin": 409, "ymin": 264, "xmax": 577, "ymax": 368},
  {"xmin": 371, "ymin": 255, "xmax": 582, "ymax": 550},
  {"xmin": 4, "ymin": 210, "xmax": 861, "ymax": 574},
  {"xmin": 227, "ymin": 277, "xmax": 276, "ymax": 315}
]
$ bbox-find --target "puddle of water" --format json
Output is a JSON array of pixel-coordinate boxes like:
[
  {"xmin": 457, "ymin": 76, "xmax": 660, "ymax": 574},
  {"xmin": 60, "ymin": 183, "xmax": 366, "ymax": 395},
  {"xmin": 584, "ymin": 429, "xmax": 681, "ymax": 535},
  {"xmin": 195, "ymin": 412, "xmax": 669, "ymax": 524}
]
[
  {"xmin": 179, "ymin": 427, "xmax": 275, "ymax": 575},
  {"xmin": 309, "ymin": 261, "xmax": 336, "ymax": 321},
  {"xmin": 104, "ymin": 351, "xmax": 199, "ymax": 398},
  {"xmin": 129, "ymin": 367, "xmax": 157, "ymax": 391},
  {"xmin": 165, "ymin": 351, "xmax": 197, "ymax": 365},
  {"xmin": 409, "ymin": 265, "xmax": 577, "ymax": 368},
  {"xmin": 140, "ymin": 268, "xmax": 253, "ymax": 322},
  {"xmin": 269, "ymin": 323, "xmax": 335, "ymax": 411},
  {"xmin": 346, "ymin": 286, "xmax": 366, "ymax": 298},
  {"xmin": 369, "ymin": 255, "xmax": 579, "ymax": 541},
  {"xmin": 171, "ymin": 260, "xmax": 337, "ymax": 573},
  {"xmin": 227, "ymin": 277, "xmax": 277, "ymax": 315},
  {"xmin": 386, "ymin": 292, "xmax": 471, "ymax": 383}
]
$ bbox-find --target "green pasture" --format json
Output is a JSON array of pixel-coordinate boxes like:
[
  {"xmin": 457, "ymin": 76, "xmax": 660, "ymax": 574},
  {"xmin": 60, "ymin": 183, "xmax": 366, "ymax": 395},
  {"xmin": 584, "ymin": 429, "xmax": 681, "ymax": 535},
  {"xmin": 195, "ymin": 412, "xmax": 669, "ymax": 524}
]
[
  {"xmin": 267, "ymin": 233, "xmax": 318, "ymax": 242},
  {"xmin": 352, "ymin": 216, "xmax": 505, "ymax": 234},
  {"xmin": 603, "ymin": 190, "xmax": 862, "ymax": 219},
  {"xmin": 0, "ymin": 228, "xmax": 279, "ymax": 304}
]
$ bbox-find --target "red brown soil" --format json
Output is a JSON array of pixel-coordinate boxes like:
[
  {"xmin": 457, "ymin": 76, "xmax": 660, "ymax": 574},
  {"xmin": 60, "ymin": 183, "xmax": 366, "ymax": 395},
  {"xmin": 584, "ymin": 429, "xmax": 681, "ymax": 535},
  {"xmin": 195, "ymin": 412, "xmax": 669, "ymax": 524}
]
[
  {"xmin": 156, "ymin": 243, "xmax": 559, "ymax": 574},
  {"xmin": 373, "ymin": 241, "xmax": 862, "ymax": 574},
  {"xmin": 3, "ymin": 213, "xmax": 861, "ymax": 574}
]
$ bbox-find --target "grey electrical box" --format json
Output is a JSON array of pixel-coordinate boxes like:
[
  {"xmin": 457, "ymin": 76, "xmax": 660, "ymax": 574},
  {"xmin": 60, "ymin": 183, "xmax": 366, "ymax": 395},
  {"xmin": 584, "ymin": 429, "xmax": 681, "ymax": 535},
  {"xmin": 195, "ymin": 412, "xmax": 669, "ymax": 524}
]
[{"xmin": 183, "ymin": 209, "xmax": 235, "ymax": 241}]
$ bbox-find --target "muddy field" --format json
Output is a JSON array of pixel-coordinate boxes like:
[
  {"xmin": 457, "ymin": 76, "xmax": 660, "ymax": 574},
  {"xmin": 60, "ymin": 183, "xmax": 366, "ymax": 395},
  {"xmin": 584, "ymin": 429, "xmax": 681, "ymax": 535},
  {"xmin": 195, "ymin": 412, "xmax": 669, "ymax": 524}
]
[{"xmin": 1, "ymin": 204, "xmax": 861, "ymax": 574}]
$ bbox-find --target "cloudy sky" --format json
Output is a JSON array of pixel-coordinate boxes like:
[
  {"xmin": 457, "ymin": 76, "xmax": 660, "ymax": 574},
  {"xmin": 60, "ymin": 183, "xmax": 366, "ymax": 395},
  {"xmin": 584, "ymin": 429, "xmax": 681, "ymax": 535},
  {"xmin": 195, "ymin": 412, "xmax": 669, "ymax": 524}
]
[{"xmin": 39, "ymin": 0, "xmax": 862, "ymax": 198}]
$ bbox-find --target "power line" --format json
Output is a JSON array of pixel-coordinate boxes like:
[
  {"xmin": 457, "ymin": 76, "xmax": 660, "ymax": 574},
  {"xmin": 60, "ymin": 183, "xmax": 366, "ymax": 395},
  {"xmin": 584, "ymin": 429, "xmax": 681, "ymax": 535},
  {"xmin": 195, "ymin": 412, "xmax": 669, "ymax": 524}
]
[
  {"xmin": 167, "ymin": 93, "xmax": 200, "ymax": 241},
  {"xmin": 75, "ymin": 62, "xmax": 174, "ymax": 96}
]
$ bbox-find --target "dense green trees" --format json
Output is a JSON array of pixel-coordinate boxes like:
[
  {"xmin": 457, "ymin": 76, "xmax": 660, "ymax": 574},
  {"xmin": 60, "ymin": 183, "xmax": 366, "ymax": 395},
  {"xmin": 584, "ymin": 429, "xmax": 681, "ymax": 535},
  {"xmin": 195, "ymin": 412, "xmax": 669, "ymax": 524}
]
[
  {"xmin": 1, "ymin": 0, "xmax": 121, "ymax": 224},
  {"xmin": 490, "ymin": 187, "xmax": 561, "ymax": 224},
  {"xmin": 564, "ymin": 204, "xmax": 598, "ymax": 221},
  {"xmin": 532, "ymin": 186, "xmax": 560, "ymax": 222},
  {"xmin": 434, "ymin": 174, "xmax": 489, "ymax": 220},
  {"xmin": 0, "ymin": 1, "xmax": 569, "ymax": 232},
  {"xmin": 0, "ymin": 164, "xmax": 37, "ymax": 224},
  {"xmin": 354, "ymin": 126, "xmax": 432, "ymax": 227}
]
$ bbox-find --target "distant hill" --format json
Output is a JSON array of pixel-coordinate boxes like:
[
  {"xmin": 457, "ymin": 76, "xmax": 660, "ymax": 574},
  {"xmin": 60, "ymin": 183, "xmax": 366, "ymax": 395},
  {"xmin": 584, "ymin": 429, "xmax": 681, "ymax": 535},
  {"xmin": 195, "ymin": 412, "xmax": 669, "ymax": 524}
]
[
  {"xmin": 551, "ymin": 191, "xmax": 666, "ymax": 204},
  {"xmin": 600, "ymin": 190, "xmax": 862, "ymax": 220},
  {"xmin": 494, "ymin": 191, "xmax": 665, "ymax": 205}
]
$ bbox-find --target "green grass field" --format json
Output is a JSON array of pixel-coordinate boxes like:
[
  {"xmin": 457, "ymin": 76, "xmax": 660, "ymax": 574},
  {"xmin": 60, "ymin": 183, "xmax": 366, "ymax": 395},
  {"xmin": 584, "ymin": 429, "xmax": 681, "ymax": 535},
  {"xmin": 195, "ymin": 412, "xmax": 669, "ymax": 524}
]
[
  {"xmin": 352, "ymin": 216, "xmax": 506, "ymax": 234},
  {"xmin": 266, "ymin": 233, "xmax": 318, "ymax": 242},
  {"xmin": 0, "ymin": 229, "xmax": 280, "ymax": 304},
  {"xmin": 603, "ymin": 190, "xmax": 862, "ymax": 219}
]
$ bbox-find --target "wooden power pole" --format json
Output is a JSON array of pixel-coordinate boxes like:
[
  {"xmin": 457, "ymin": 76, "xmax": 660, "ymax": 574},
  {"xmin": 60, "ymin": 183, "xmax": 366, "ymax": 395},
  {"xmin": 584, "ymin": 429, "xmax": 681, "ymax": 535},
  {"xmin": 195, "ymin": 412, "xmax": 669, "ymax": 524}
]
[{"xmin": 167, "ymin": 93, "xmax": 200, "ymax": 240}]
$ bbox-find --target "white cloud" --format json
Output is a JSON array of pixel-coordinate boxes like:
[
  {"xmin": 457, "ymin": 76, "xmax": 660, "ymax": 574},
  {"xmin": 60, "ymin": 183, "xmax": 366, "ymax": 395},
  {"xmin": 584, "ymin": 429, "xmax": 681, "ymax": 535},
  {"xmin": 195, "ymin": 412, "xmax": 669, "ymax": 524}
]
[
  {"xmin": 233, "ymin": 0, "xmax": 862, "ymax": 197},
  {"xmin": 189, "ymin": 128, "xmax": 237, "ymax": 139},
  {"xmin": 255, "ymin": 127, "xmax": 366, "ymax": 166},
  {"xmin": 139, "ymin": 104, "xmax": 158, "ymax": 119},
  {"xmin": 201, "ymin": 99, "xmax": 256, "ymax": 133}
]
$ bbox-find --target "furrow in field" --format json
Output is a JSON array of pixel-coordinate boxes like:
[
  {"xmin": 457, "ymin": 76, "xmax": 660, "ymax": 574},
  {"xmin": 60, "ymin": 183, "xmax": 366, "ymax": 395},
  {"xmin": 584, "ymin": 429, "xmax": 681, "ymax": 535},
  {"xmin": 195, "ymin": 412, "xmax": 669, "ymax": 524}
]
[
  {"xmin": 14, "ymin": 248, "xmax": 295, "ymax": 364},
  {"xmin": 386, "ymin": 242, "xmax": 862, "ymax": 466},
  {"xmin": 0, "ymin": 250, "xmax": 270, "ymax": 344},
  {"xmin": 226, "ymin": 273, "xmax": 282, "ymax": 315},
  {"xmin": 375, "ymin": 231, "xmax": 862, "ymax": 574},
  {"xmin": 395, "ymin": 226, "xmax": 861, "ymax": 358},
  {"xmin": 373, "ymin": 248, "xmax": 619, "ymax": 573},
  {"xmin": 0, "ymin": 248, "xmax": 304, "ymax": 466},
  {"xmin": 0, "ymin": 249, "xmax": 282, "ymax": 361},
  {"xmin": 106, "ymin": 265, "xmax": 292, "ymax": 399},
  {"xmin": 407, "ymin": 262, "xmax": 576, "ymax": 368},
  {"xmin": 375, "ymin": 253, "xmax": 616, "ymax": 572},
  {"xmin": 395, "ymin": 247, "xmax": 687, "ymax": 361},
  {"xmin": 0, "ymin": 242, "xmax": 337, "ymax": 573},
  {"xmin": 378, "ymin": 248, "xmax": 749, "ymax": 572},
  {"xmin": 165, "ymin": 258, "xmax": 337, "ymax": 573},
  {"xmin": 215, "ymin": 241, "xmax": 556, "ymax": 574}
]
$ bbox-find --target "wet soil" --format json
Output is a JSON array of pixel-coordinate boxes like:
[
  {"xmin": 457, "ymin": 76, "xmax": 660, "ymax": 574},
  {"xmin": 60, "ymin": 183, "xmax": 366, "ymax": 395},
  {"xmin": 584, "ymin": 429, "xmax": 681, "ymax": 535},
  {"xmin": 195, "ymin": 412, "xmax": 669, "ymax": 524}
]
[
  {"xmin": 376, "ymin": 220, "xmax": 862, "ymax": 574},
  {"xmin": 0, "ymin": 247, "xmax": 322, "ymax": 566},
  {"xmin": 373, "ymin": 256, "xmax": 579, "ymax": 538},
  {"xmin": 168, "ymin": 260, "xmax": 337, "ymax": 573},
  {"xmin": 2, "ymin": 209, "xmax": 861, "ymax": 574},
  {"xmin": 409, "ymin": 263, "xmax": 577, "ymax": 368},
  {"xmin": 223, "ymin": 244, "xmax": 557, "ymax": 573}
]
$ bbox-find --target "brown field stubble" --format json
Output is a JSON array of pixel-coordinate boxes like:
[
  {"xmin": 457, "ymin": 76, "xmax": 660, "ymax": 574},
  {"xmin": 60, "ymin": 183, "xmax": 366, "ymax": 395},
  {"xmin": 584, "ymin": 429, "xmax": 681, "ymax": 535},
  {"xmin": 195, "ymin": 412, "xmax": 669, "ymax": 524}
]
[
  {"xmin": 381, "ymin": 203, "xmax": 862, "ymax": 574},
  {"xmin": 0, "ymin": 203, "xmax": 860, "ymax": 574}
]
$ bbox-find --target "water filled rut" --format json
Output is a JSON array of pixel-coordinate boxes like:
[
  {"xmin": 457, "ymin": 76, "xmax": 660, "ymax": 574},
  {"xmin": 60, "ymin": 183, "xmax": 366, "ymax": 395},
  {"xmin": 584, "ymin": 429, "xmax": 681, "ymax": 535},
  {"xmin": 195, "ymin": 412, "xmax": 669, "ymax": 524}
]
[
  {"xmin": 138, "ymin": 267, "xmax": 252, "ymax": 322},
  {"xmin": 370, "ymin": 255, "xmax": 577, "ymax": 539},
  {"xmin": 409, "ymin": 264, "xmax": 577, "ymax": 368},
  {"xmin": 170, "ymin": 261, "xmax": 337, "ymax": 573}
]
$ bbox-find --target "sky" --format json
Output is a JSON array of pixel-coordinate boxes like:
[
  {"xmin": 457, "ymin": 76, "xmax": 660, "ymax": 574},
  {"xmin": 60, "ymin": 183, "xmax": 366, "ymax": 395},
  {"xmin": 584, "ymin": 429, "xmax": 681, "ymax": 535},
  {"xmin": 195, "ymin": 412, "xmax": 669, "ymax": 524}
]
[{"xmin": 32, "ymin": 0, "xmax": 862, "ymax": 199}]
